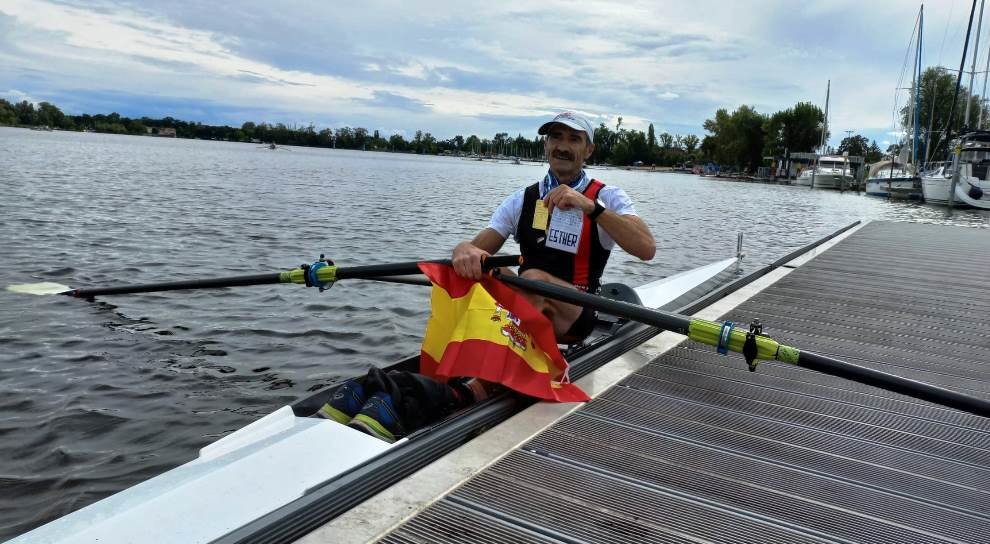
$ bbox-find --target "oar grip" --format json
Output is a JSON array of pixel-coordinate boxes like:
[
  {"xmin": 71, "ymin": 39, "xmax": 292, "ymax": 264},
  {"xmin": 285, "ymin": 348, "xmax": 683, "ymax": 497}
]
[{"xmin": 481, "ymin": 254, "xmax": 522, "ymax": 271}]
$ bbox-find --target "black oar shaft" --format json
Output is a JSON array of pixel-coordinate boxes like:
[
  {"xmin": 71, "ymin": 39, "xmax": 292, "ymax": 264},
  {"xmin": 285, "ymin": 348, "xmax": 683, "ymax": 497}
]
[
  {"xmin": 66, "ymin": 255, "xmax": 521, "ymax": 298},
  {"xmin": 363, "ymin": 275, "xmax": 432, "ymax": 286},
  {"xmin": 334, "ymin": 255, "xmax": 520, "ymax": 280},
  {"xmin": 797, "ymin": 351, "xmax": 990, "ymax": 417},
  {"xmin": 68, "ymin": 273, "xmax": 283, "ymax": 298},
  {"xmin": 495, "ymin": 272, "xmax": 990, "ymax": 419}
]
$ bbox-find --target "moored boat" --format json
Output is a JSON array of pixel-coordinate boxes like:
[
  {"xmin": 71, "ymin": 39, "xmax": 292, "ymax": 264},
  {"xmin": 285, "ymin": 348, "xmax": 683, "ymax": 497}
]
[
  {"xmin": 865, "ymin": 161, "xmax": 921, "ymax": 199},
  {"xmin": 921, "ymin": 131, "xmax": 990, "ymax": 209},
  {"xmin": 11, "ymin": 256, "xmax": 742, "ymax": 544},
  {"xmin": 794, "ymin": 156, "xmax": 855, "ymax": 189}
]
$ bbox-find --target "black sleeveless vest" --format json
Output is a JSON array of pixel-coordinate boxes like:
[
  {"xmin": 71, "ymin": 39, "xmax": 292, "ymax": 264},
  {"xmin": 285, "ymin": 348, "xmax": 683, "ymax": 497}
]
[{"xmin": 517, "ymin": 179, "xmax": 610, "ymax": 293}]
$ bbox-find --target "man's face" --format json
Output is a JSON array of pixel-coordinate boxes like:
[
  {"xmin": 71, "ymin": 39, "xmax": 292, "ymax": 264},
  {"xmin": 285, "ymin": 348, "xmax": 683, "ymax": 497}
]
[{"xmin": 544, "ymin": 124, "xmax": 594, "ymax": 179}]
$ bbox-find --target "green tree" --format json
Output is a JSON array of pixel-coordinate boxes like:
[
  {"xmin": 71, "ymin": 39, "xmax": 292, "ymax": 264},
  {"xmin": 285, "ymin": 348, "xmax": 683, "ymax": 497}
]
[
  {"xmin": 389, "ymin": 133, "xmax": 407, "ymax": 151},
  {"xmin": 14, "ymin": 100, "xmax": 36, "ymax": 125},
  {"xmin": 0, "ymin": 99, "xmax": 16, "ymax": 125},
  {"xmin": 464, "ymin": 134, "xmax": 481, "ymax": 154},
  {"xmin": 682, "ymin": 134, "xmax": 700, "ymax": 154},
  {"xmin": 591, "ymin": 122, "xmax": 614, "ymax": 164},
  {"xmin": 702, "ymin": 105, "xmax": 767, "ymax": 171},
  {"xmin": 658, "ymin": 132, "xmax": 673, "ymax": 149},
  {"xmin": 837, "ymin": 134, "xmax": 869, "ymax": 157},
  {"xmin": 903, "ymin": 67, "xmax": 986, "ymax": 160},
  {"xmin": 611, "ymin": 129, "xmax": 650, "ymax": 165},
  {"xmin": 36, "ymin": 102, "xmax": 66, "ymax": 128},
  {"xmin": 126, "ymin": 119, "xmax": 146, "ymax": 135},
  {"xmin": 866, "ymin": 140, "xmax": 883, "ymax": 163},
  {"xmin": 764, "ymin": 102, "xmax": 826, "ymax": 157},
  {"xmin": 354, "ymin": 127, "xmax": 368, "ymax": 149}
]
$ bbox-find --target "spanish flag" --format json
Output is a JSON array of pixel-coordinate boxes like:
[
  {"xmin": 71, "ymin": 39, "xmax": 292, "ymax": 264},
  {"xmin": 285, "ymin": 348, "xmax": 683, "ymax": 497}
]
[{"xmin": 418, "ymin": 263, "xmax": 590, "ymax": 403}]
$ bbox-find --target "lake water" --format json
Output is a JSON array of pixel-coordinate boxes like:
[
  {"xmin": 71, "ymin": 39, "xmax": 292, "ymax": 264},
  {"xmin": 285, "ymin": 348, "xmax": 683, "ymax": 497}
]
[{"xmin": 0, "ymin": 126, "xmax": 987, "ymax": 538}]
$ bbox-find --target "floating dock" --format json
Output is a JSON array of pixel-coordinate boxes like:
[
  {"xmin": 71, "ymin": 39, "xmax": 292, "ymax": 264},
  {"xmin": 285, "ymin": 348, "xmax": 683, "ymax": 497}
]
[{"xmin": 304, "ymin": 221, "xmax": 990, "ymax": 543}]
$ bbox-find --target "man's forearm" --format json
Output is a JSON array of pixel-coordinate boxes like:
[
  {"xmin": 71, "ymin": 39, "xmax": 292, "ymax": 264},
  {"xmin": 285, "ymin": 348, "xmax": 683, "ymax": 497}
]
[{"xmin": 468, "ymin": 228, "xmax": 506, "ymax": 254}]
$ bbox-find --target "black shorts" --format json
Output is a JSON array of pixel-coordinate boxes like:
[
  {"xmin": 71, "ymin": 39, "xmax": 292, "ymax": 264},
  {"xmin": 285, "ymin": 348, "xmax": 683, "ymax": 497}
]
[{"xmin": 564, "ymin": 306, "xmax": 598, "ymax": 341}]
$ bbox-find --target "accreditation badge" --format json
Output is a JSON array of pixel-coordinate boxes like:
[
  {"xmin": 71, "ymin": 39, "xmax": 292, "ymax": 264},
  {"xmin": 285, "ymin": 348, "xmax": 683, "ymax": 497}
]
[
  {"xmin": 532, "ymin": 200, "xmax": 549, "ymax": 230},
  {"xmin": 545, "ymin": 208, "xmax": 583, "ymax": 254}
]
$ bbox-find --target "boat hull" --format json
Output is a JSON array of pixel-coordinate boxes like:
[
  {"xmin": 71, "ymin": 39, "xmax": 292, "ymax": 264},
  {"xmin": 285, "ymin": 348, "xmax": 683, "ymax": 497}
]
[
  {"xmin": 921, "ymin": 175, "xmax": 990, "ymax": 208},
  {"xmin": 13, "ymin": 258, "xmax": 741, "ymax": 544},
  {"xmin": 865, "ymin": 177, "xmax": 921, "ymax": 199},
  {"xmin": 794, "ymin": 172, "xmax": 854, "ymax": 189}
]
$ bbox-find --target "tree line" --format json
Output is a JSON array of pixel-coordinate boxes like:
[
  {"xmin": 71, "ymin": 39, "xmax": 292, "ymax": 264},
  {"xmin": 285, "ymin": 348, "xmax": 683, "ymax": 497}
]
[
  {"xmin": 700, "ymin": 67, "xmax": 990, "ymax": 173},
  {"xmin": 0, "ymin": 98, "xmax": 708, "ymax": 166},
  {"xmin": 9, "ymin": 79, "xmax": 978, "ymax": 170}
]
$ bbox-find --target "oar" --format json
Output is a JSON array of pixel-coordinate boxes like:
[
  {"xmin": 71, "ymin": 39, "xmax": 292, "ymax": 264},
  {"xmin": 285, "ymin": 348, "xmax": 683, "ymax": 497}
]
[
  {"xmin": 493, "ymin": 271, "xmax": 990, "ymax": 419},
  {"xmin": 7, "ymin": 255, "xmax": 520, "ymax": 299}
]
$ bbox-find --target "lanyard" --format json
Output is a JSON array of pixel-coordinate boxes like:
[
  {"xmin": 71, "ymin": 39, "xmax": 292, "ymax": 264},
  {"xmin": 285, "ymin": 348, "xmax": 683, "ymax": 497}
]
[{"xmin": 541, "ymin": 169, "xmax": 589, "ymax": 199}]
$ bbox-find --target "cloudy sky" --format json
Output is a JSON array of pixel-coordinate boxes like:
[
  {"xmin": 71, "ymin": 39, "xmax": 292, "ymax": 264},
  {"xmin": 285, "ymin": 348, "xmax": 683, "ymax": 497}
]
[{"xmin": 0, "ymin": 0, "xmax": 983, "ymax": 147}]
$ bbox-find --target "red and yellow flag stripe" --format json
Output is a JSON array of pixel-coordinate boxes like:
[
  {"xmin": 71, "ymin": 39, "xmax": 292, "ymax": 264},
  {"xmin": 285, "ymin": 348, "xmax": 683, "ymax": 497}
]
[{"xmin": 418, "ymin": 263, "xmax": 590, "ymax": 403}]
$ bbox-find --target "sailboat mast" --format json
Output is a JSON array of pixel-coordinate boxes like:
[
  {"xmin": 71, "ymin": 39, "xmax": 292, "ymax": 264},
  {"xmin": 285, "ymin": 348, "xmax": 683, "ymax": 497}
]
[
  {"xmin": 913, "ymin": 5, "xmax": 924, "ymax": 165},
  {"xmin": 965, "ymin": 0, "xmax": 986, "ymax": 127},
  {"xmin": 945, "ymin": 0, "xmax": 980, "ymax": 209},
  {"xmin": 981, "ymin": 4, "xmax": 990, "ymax": 129},
  {"xmin": 822, "ymin": 80, "xmax": 830, "ymax": 152},
  {"xmin": 945, "ymin": 0, "xmax": 979, "ymax": 153},
  {"xmin": 810, "ymin": 80, "xmax": 829, "ymax": 190}
]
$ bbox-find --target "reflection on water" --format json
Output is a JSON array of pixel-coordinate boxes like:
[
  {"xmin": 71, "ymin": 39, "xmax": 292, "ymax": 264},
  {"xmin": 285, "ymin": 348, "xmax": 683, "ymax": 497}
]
[{"xmin": 0, "ymin": 127, "xmax": 986, "ymax": 537}]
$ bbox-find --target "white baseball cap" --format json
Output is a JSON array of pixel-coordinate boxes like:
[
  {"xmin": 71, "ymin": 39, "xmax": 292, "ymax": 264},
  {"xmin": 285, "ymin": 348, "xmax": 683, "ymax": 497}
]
[{"xmin": 538, "ymin": 111, "xmax": 595, "ymax": 143}]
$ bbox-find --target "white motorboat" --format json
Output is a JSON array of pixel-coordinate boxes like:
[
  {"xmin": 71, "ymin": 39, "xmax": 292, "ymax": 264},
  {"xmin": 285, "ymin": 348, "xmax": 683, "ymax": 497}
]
[{"xmin": 794, "ymin": 156, "xmax": 855, "ymax": 189}]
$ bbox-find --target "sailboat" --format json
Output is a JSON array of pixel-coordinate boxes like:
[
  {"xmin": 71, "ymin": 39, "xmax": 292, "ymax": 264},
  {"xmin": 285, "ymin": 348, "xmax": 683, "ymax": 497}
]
[
  {"xmin": 920, "ymin": 0, "xmax": 990, "ymax": 209},
  {"xmin": 793, "ymin": 80, "xmax": 854, "ymax": 190},
  {"xmin": 868, "ymin": 6, "xmax": 925, "ymax": 200},
  {"xmin": 865, "ymin": 160, "xmax": 922, "ymax": 199}
]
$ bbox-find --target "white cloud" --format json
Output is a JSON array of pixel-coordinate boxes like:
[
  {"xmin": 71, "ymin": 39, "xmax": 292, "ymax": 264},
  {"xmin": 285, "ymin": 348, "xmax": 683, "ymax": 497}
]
[
  {"xmin": 2, "ymin": 89, "xmax": 39, "ymax": 104},
  {"xmin": 393, "ymin": 62, "xmax": 428, "ymax": 80},
  {"xmin": 0, "ymin": 0, "xmax": 973, "ymax": 142}
]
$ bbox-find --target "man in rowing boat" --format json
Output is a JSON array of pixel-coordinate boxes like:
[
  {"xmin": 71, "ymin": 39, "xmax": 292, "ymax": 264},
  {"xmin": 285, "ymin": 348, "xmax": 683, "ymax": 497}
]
[
  {"xmin": 318, "ymin": 112, "xmax": 656, "ymax": 442},
  {"xmin": 452, "ymin": 111, "xmax": 656, "ymax": 342}
]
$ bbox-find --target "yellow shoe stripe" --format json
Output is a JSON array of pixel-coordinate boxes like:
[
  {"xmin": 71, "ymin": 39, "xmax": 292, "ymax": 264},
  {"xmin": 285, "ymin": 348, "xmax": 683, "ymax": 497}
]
[
  {"xmin": 350, "ymin": 414, "xmax": 396, "ymax": 443},
  {"xmin": 318, "ymin": 404, "xmax": 352, "ymax": 424}
]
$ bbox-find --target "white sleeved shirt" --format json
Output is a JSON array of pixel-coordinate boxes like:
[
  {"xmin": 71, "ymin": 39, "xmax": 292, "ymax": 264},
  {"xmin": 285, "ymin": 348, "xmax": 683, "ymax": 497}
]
[{"xmin": 487, "ymin": 183, "xmax": 638, "ymax": 250}]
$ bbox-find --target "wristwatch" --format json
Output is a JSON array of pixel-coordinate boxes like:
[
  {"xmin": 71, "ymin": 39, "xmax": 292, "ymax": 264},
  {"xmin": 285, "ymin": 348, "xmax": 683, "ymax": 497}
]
[{"xmin": 588, "ymin": 199, "xmax": 606, "ymax": 221}]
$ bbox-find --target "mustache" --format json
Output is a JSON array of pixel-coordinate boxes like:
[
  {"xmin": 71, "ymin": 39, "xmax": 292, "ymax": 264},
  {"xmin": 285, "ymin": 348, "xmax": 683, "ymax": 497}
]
[{"xmin": 551, "ymin": 151, "xmax": 575, "ymax": 160}]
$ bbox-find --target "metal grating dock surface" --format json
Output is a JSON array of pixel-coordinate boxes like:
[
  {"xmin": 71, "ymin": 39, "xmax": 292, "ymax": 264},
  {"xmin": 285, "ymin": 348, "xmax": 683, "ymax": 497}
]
[{"xmin": 381, "ymin": 221, "xmax": 990, "ymax": 544}]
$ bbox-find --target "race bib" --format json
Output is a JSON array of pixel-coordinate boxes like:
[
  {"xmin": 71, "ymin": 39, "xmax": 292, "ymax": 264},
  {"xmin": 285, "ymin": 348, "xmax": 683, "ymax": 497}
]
[
  {"xmin": 532, "ymin": 199, "xmax": 549, "ymax": 231},
  {"xmin": 545, "ymin": 208, "xmax": 583, "ymax": 254}
]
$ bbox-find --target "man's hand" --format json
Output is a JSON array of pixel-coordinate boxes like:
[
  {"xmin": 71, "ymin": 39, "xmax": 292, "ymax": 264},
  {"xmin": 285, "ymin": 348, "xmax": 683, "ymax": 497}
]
[
  {"xmin": 543, "ymin": 185, "xmax": 594, "ymax": 214},
  {"xmin": 452, "ymin": 241, "xmax": 491, "ymax": 280}
]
